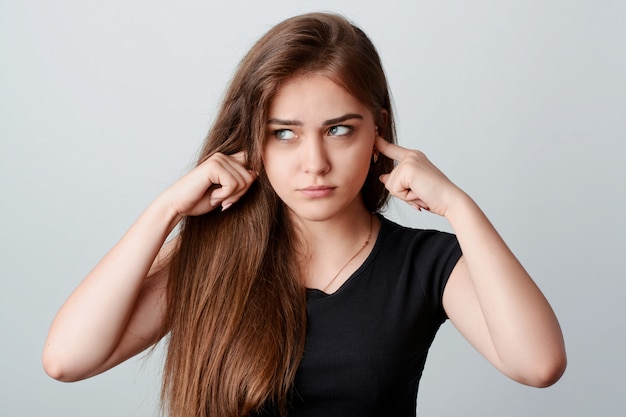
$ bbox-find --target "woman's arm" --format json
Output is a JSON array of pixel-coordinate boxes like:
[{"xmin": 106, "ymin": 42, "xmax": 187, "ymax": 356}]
[
  {"xmin": 42, "ymin": 200, "xmax": 177, "ymax": 382},
  {"xmin": 375, "ymin": 137, "xmax": 566, "ymax": 387},
  {"xmin": 43, "ymin": 152, "xmax": 257, "ymax": 382},
  {"xmin": 442, "ymin": 193, "xmax": 566, "ymax": 387}
]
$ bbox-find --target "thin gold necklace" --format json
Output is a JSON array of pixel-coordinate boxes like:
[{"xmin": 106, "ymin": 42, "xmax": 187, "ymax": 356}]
[{"xmin": 322, "ymin": 214, "xmax": 373, "ymax": 292}]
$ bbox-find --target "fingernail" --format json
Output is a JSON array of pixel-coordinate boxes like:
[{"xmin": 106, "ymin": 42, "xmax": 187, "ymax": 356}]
[{"xmin": 221, "ymin": 202, "xmax": 233, "ymax": 211}]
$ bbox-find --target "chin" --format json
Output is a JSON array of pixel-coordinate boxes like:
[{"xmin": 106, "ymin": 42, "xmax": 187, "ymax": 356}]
[{"xmin": 285, "ymin": 204, "xmax": 343, "ymax": 223}]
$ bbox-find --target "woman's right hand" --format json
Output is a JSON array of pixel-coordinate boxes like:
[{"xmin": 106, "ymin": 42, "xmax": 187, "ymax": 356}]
[
  {"xmin": 162, "ymin": 151, "xmax": 258, "ymax": 217},
  {"xmin": 42, "ymin": 151, "xmax": 256, "ymax": 382}
]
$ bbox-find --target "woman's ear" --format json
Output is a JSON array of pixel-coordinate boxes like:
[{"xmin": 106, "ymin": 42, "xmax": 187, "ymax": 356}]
[{"xmin": 376, "ymin": 109, "xmax": 389, "ymax": 136}]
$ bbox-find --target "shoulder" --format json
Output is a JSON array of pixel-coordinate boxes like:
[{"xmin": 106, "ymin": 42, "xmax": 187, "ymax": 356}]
[
  {"xmin": 377, "ymin": 215, "xmax": 459, "ymax": 255},
  {"xmin": 375, "ymin": 215, "xmax": 462, "ymax": 302}
]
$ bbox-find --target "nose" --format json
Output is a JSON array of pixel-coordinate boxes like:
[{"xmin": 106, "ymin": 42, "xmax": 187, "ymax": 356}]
[{"xmin": 301, "ymin": 136, "xmax": 330, "ymax": 175}]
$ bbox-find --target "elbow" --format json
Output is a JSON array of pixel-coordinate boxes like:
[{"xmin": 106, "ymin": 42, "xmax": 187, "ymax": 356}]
[
  {"xmin": 536, "ymin": 355, "xmax": 567, "ymax": 388},
  {"xmin": 519, "ymin": 351, "xmax": 567, "ymax": 388},
  {"xmin": 42, "ymin": 357, "xmax": 66, "ymax": 382},
  {"xmin": 43, "ymin": 362, "xmax": 70, "ymax": 382},
  {"xmin": 42, "ymin": 350, "xmax": 70, "ymax": 382},
  {"xmin": 42, "ymin": 345, "xmax": 84, "ymax": 383}
]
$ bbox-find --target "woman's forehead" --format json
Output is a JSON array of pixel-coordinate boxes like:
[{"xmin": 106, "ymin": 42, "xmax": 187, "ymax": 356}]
[{"xmin": 267, "ymin": 73, "xmax": 372, "ymax": 123}]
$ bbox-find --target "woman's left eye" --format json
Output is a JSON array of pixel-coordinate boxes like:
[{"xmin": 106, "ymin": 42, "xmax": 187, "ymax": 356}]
[{"xmin": 328, "ymin": 125, "xmax": 353, "ymax": 136}]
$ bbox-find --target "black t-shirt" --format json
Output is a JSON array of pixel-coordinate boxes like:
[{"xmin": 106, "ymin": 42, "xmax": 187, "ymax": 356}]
[
  {"xmin": 256, "ymin": 216, "xmax": 462, "ymax": 417},
  {"xmin": 287, "ymin": 216, "xmax": 462, "ymax": 417}
]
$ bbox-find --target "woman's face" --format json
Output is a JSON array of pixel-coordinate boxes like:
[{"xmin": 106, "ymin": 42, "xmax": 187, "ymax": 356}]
[{"xmin": 263, "ymin": 73, "xmax": 377, "ymax": 222}]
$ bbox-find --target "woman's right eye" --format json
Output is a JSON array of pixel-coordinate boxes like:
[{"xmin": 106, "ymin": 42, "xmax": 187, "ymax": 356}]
[{"xmin": 273, "ymin": 129, "xmax": 296, "ymax": 141}]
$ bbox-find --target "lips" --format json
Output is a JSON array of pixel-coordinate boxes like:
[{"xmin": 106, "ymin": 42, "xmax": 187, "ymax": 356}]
[{"xmin": 299, "ymin": 185, "xmax": 336, "ymax": 198}]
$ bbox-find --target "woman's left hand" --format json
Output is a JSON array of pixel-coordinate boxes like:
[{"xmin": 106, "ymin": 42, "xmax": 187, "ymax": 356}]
[
  {"xmin": 377, "ymin": 137, "xmax": 566, "ymax": 386},
  {"xmin": 375, "ymin": 136, "xmax": 462, "ymax": 217}
]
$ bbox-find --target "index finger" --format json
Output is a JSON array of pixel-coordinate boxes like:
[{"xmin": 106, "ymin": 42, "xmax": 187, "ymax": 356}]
[
  {"xmin": 375, "ymin": 136, "xmax": 409, "ymax": 162},
  {"xmin": 229, "ymin": 151, "xmax": 247, "ymax": 164}
]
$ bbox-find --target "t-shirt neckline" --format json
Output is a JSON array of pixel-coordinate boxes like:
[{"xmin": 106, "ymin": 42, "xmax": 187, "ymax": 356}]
[{"xmin": 306, "ymin": 214, "xmax": 388, "ymax": 299}]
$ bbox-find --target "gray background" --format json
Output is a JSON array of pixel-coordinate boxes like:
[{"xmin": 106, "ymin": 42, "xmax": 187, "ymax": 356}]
[{"xmin": 1, "ymin": 1, "xmax": 624, "ymax": 416}]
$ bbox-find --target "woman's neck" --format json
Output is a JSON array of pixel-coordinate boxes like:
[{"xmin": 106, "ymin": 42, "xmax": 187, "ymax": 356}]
[{"xmin": 291, "ymin": 204, "xmax": 380, "ymax": 293}]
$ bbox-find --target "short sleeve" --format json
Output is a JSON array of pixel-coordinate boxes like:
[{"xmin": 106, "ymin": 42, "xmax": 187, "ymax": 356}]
[
  {"xmin": 377, "ymin": 217, "xmax": 462, "ymax": 324},
  {"xmin": 409, "ymin": 229, "xmax": 462, "ymax": 321}
]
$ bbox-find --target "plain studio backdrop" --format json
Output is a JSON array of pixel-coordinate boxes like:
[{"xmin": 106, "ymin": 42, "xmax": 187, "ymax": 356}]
[{"xmin": 1, "ymin": 1, "xmax": 624, "ymax": 416}]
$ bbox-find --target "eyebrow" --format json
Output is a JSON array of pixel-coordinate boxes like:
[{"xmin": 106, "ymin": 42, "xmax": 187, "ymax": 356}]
[{"xmin": 267, "ymin": 113, "xmax": 364, "ymax": 126}]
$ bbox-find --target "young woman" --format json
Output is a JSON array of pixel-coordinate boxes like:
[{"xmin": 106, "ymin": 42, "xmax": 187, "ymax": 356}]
[{"xmin": 43, "ymin": 12, "xmax": 566, "ymax": 417}]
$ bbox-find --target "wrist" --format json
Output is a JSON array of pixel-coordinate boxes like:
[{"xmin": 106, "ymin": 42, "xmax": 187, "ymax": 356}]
[
  {"xmin": 442, "ymin": 188, "xmax": 477, "ymax": 222},
  {"xmin": 149, "ymin": 194, "xmax": 185, "ymax": 234}
]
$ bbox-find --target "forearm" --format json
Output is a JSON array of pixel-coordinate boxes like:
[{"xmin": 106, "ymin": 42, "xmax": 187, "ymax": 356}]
[
  {"xmin": 43, "ymin": 196, "xmax": 179, "ymax": 380},
  {"xmin": 445, "ymin": 191, "xmax": 566, "ymax": 384}
]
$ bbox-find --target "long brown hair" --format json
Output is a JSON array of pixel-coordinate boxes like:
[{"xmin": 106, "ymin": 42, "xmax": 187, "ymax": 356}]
[{"xmin": 161, "ymin": 12, "xmax": 397, "ymax": 417}]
